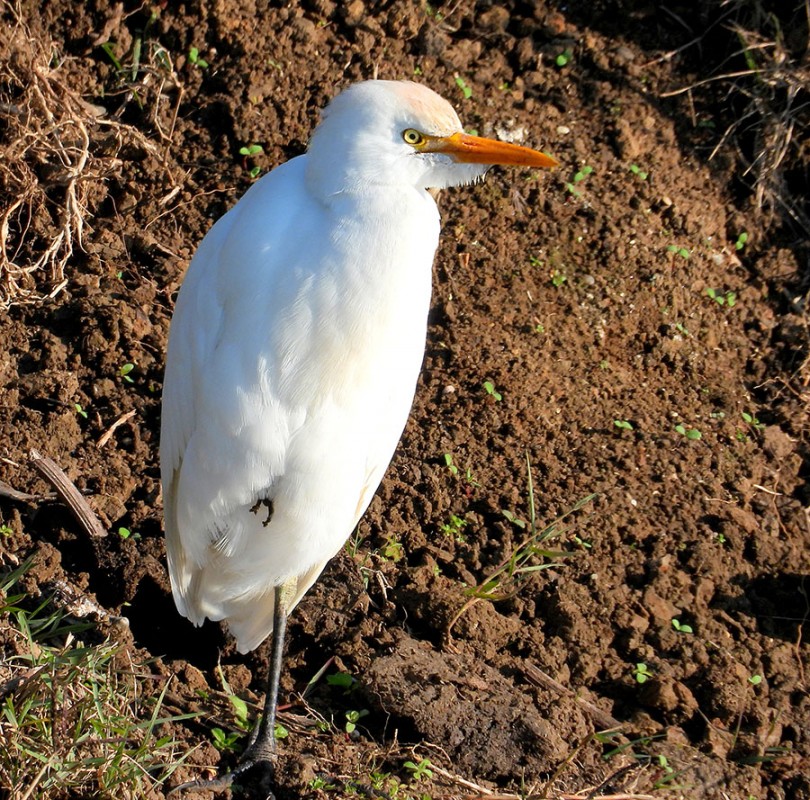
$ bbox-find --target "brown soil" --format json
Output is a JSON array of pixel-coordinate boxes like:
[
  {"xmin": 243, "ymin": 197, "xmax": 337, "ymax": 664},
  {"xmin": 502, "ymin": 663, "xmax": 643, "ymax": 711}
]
[{"xmin": 1, "ymin": 1, "xmax": 808, "ymax": 798}]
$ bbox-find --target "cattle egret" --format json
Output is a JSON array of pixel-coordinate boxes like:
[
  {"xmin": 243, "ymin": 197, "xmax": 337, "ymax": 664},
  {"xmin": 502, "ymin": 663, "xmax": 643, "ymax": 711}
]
[{"xmin": 161, "ymin": 79, "xmax": 557, "ymax": 789}]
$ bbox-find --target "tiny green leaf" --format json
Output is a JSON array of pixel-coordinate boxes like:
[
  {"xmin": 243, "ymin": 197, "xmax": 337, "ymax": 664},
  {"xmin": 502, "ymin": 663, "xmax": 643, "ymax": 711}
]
[
  {"xmin": 483, "ymin": 381, "xmax": 502, "ymax": 401},
  {"xmin": 555, "ymin": 49, "xmax": 573, "ymax": 67},
  {"xmin": 454, "ymin": 75, "xmax": 472, "ymax": 99}
]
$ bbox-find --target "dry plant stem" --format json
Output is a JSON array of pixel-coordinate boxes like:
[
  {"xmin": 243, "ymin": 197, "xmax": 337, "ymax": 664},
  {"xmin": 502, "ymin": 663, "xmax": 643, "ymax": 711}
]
[
  {"xmin": 0, "ymin": 665, "xmax": 46, "ymax": 703},
  {"xmin": 523, "ymin": 662, "xmax": 624, "ymax": 730},
  {"xmin": 29, "ymin": 449, "xmax": 108, "ymax": 538},
  {"xmin": 559, "ymin": 795, "xmax": 655, "ymax": 800},
  {"xmin": 97, "ymin": 409, "xmax": 136, "ymax": 447},
  {"xmin": 0, "ymin": 479, "xmax": 45, "ymax": 503}
]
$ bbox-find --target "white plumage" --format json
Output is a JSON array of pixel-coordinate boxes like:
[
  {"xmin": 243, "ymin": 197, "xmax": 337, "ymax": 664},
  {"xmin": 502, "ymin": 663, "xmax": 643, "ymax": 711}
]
[{"xmin": 160, "ymin": 79, "xmax": 556, "ymax": 785}]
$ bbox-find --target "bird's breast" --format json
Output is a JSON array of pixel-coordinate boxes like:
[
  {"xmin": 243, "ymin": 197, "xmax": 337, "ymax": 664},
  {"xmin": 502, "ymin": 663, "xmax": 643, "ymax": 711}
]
[{"xmin": 272, "ymin": 188, "xmax": 440, "ymax": 410}]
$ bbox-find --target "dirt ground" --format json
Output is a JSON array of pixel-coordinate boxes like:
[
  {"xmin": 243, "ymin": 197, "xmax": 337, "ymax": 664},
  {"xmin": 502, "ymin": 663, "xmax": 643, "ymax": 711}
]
[{"xmin": 1, "ymin": 0, "xmax": 809, "ymax": 798}]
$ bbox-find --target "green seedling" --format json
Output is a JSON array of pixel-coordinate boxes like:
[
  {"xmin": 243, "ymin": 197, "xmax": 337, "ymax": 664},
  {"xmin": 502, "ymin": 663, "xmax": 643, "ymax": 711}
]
[
  {"xmin": 118, "ymin": 363, "xmax": 135, "ymax": 383},
  {"xmin": 565, "ymin": 165, "xmax": 593, "ymax": 196},
  {"xmin": 613, "ymin": 419, "xmax": 634, "ymax": 431},
  {"xmin": 239, "ymin": 144, "xmax": 264, "ymax": 157},
  {"xmin": 309, "ymin": 777, "xmax": 338, "ymax": 791},
  {"xmin": 382, "ymin": 536, "xmax": 404, "ymax": 562},
  {"xmin": 440, "ymin": 514, "xmax": 468, "ymax": 542},
  {"xmin": 653, "ymin": 754, "xmax": 682, "ymax": 789},
  {"xmin": 327, "ymin": 671, "xmax": 356, "ymax": 690},
  {"xmin": 73, "ymin": 402, "xmax": 88, "ymax": 419},
  {"xmin": 344, "ymin": 708, "xmax": 369, "ymax": 734},
  {"xmin": 551, "ymin": 270, "xmax": 567, "ymax": 287},
  {"xmin": 748, "ymin": 673, "xmax": 763, "ymax": 686},
  {"xmin": 705, "ymin": 287, "xmax": 737, "ymax": 307},
  {"xmin": 450, "ymin": 457, "xmax": 595, "ymax": 640},
  {"xmin": 345, "ymin": 527, "xmax": 364, "ymax": 559},
  {"xmin": 629, "ymin": 163, "xmax": 648, "ymax": 180},
  {"xmin": 0, "ymin": 524, "xmax": 12, "ymax": 536},
  {"xmin": 742, "ymin": 411, "xmax": 764, "ymax": 430},
  {"xmin": 671, "ymin": 618, "xmax": 693, "ymax": 634},
  {"xmin": 425, "ymin": 3, "xmax": 444, "ymax": 21},
  {"xmin": 502, "ymin": 508, "xmax": 526, "ymax": 529},
  {"xmin": 735, "ymin": 231, "xmax": 749, "ymax": 250},
  {"xmin": 211, "ymin": 727, "xmax": 241, "ymax": 752},
  {"xmin": 229, "ymin": 694, "xmax": 250, "ymax": 731},
  {"xmin": 675, "ymin": 424, "xmax": 702, "ymax": 440},
  {"xmin": 454, "ymin": 75, "xmax": 472, "ymax": 99},
  {"xmin": 117, "ymin": 526, "xmax": 141, "ymax": 541},
  {"xmin": 187, "ymin": 46, "xmax": 209, "ymax": 68},
  {"xmin": 483, "ymin": 380, "xmax": 502, "ymax": 401},
  {"xmin": 274, "ymin": 723, "xmax": 289, "ymax": 739},
  {"xmin": 100, "ymin": 41, "xmax": 124, "ymax": 74},
  {"xmin": 555, "ymin": 48, "xmax": 573, "ymax": 67},
  {"xmin": 404, "ymin": 758, "xmax": 434, "ymax": 781},
  {"xmin": 444, "ymin": 451, "xmax": 480, "ymax": 488},
  {"xmin": 633, "ymin": 662, "xmax": 652, "ymax": 684},
  {"xmin": 666, "ymin": 244, "xmax": 690, "ymax": 259},
  {"xmin": 239, "ymin": 144, "xmax": 264, "ymax": 179}
]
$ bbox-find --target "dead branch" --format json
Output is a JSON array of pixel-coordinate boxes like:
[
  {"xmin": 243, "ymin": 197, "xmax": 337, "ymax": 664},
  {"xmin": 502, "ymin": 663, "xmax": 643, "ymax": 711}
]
[{"xmin": 29, "ymin": 449, "xmax": 107, "ymax": 538}]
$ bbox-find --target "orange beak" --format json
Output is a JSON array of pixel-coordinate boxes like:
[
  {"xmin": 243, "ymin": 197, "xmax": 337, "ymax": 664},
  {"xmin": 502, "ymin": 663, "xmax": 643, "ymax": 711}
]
[{"xmin": 425, "ymin": 131, "xmax": 559, "ymax": 169}]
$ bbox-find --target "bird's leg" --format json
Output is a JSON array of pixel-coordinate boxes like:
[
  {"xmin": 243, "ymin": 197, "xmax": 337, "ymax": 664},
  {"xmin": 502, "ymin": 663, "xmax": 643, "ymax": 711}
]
[
  {"xmin": 243, "ymin": 579, "xmax": 296, "ymax": 760},
  {"xmin": 168, "ymin": 579, "xmax": 297, "ymax": 795}
]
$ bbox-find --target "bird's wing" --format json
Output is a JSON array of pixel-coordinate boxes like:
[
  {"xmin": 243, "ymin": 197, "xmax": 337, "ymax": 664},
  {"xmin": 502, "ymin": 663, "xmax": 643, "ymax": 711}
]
[
  {"xmin": 162, "ymin": 166, "xmax": 440, "ymax": 643},
  {"xmin": 160, "ymin": 158, "xmax": 316, "ymax": 619}
]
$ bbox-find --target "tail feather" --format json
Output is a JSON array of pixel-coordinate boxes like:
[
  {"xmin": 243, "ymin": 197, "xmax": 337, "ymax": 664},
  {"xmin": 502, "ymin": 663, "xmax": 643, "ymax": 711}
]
[{"xmin": 194, "ymin": 559, "xmax": 329, "ymax": 653}]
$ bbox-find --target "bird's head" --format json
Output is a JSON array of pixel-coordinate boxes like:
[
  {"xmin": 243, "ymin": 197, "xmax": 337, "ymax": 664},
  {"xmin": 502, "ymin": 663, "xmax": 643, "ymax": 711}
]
[{"xmin": 306, "ymin": 80, "xmax": 558, "ymax": 197}]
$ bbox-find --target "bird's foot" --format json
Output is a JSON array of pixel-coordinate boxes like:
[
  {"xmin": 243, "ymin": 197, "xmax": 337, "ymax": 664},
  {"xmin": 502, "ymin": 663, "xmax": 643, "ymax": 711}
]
[{"xmin": 168, "ymin": 747, "xmax": 276, "ymax": 796}]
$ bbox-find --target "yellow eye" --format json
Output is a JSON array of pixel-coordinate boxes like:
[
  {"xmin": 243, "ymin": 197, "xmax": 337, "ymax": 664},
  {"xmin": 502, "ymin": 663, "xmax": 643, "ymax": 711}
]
[{"xmin": 402, "ymin": 128, "xmax": 426, "ymax": 147}]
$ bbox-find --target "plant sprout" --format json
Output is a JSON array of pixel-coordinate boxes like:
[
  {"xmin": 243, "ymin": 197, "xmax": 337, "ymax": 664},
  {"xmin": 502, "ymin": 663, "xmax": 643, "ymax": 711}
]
[
  {"xmin": 675, "ymin": 424, "xmax": 702, "ymax": 440},
  {"xmin": 454, "ymin": 75, "xmax": 472, "ymax": 99},
  {"xmin": 188, "ymin": 46, "xmax": 209, "ymax": 68},
  {"xmin": 483, "ymin": 380, "xmax": 502, "ymax": 401}
]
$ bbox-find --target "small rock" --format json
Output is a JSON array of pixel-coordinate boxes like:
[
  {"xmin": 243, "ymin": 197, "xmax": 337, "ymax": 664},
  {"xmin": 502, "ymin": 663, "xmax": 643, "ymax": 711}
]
[
  {"xmin": 478, "ymin": 6, "xmax": 510, "ymax": 33},
  {"xmin": 642, "ymin": 587, "xmax": 680, "ymax": 621},
  {"xmin": 342, "ymin": 0, "xmax": 365, "ymax": 26},
  {"xmin": 762, "ymin": 425, "xmax": 795, "ymax": 460}
]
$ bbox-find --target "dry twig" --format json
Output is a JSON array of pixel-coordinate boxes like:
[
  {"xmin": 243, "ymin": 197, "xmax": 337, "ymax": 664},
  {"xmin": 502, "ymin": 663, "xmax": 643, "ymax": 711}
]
[{"xmin": 29, "ymin": 449, "xmax": 107, "ymax": 538}]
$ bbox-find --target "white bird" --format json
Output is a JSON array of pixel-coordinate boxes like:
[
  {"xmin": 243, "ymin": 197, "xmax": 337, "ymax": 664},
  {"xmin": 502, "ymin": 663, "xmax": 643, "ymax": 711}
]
[{"xmin": 160, "ymin": 79, "xmax": 557, "ymax": 788}]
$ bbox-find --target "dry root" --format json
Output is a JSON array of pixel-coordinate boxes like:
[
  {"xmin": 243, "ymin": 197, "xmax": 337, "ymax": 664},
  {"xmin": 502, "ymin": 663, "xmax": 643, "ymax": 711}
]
[{"xmin": 0, "ymin": 1, "xmax": 162, "ymax": 307}]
